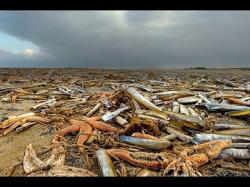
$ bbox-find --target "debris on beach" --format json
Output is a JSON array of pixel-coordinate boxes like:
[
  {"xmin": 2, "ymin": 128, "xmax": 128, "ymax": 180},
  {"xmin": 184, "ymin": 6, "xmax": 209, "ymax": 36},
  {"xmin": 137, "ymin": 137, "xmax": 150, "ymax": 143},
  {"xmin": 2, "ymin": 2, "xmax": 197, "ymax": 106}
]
[{"xmin": 0, "ymin": 68, "xmax": 249, "ymax": 176}]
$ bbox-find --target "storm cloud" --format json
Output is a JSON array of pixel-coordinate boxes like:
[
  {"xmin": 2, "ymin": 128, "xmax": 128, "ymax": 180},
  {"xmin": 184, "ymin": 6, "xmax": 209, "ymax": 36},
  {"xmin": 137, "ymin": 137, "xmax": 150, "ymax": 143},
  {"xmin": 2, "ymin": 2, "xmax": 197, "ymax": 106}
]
[{"xmin": 0, "ymin": 11, "xmax": 250, "ymax": 68}]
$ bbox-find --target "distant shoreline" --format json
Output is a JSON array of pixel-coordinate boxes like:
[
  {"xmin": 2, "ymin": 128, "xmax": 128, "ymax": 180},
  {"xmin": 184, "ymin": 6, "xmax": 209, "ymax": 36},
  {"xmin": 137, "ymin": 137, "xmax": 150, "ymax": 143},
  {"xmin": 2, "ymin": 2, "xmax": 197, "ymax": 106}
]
[{"xmin": 0, "ymin": 67, "xmax": 249, "ymax": 71}]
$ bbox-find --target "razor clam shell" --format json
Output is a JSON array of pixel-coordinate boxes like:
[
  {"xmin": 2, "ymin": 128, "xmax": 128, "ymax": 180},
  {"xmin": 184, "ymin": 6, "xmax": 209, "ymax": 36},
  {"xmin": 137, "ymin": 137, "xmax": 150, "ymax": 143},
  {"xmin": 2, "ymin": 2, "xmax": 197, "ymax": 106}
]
[
  {"xmin": 167, "ymin": 111, "xmax": 205, "ymax": 127},
  {"xmin": 16, "ymin": 122, "xmax": 37, "ymax": 132},
  {"xmin": 179, "ymin": 105, "xmax": 190, "ymax": 115},
  {"xmin": 156, "ymin": 91, "xmax": 179, "ymax": 96},
  {"xmin": 86, "ymin": 103, "xmax": 102, "ymax": 117},
  {"xmin": 165, "ymin": 127, "xmax": 192, "ymax": 143},
  {"xmin": 226, "ymin": 109, "xmax": 250, "ymax": 117},
  {"xmin": 32, "ymin": 99, "xmax": 57, "ymax": 109},
  {"xmin": 230, "ymin": 143, "xmax": 250, "ymax": 149},
  {"xmin": 192, "ymin": 134, "xmax": 250, "ymax": 144},
  {"xmin": 172, "ymin": 105, "xmax": 180, "ymax": 113},
  {"xmin": 160, "ymin": 134, "xmax": 177, "ymax": 141},
  {"xmin": 134, "ymin": 84, "xmax": 155, "ymax": 92},
  {"xmin": 172, "ymin": 102, "xmax": 180, "ymax": 113},
  {"xmin": 177, "ymin": 96, "xmax": 200, "ymax": 104},
  {"xmin": 213, "ymin": 128, "xmax": 250, "ymax": 136},
  {"xmin": 49, "ymin": 94, "xmax": 70, "ymax": 99},
  {"xmin": 18, "ymin": 94, "xmax": 48, "ymax": 100},
  {"xmin": 102, "ymin": 106, "xmax": 130, "ymax": 122},
  {"xmin": 187, "ymin": 108, "xmax": 197, "ymax": 115},
  {"xmin": 127, "ymin": 87, "xmax": 162, "ymax": 112},
  {"xmin": 114, "ymin": 115, "xmax": 128, "ymax": 126},
  {"xmin": 218, "ymin": 148, "xmax": 250, "ymax": 160},
  {"xmin": 240, "ymin": 96, "xmax": 250, "ymax": 101},
  {"xmin": 119, "ymin": 135, "xmax": 171, "ymax": 150},
  {"xmin": 16, "ymin": 112, "xmax": 36, "ymax": 118},
  {"xmin": 212, "ymin": 126, "xmax": 250, "ymax": 137},
  {"xmin": 137, "ymin": 114, "xmax": 169, "ymax": 126},
  {"xmin": 205, "ymin": 103, "xmax": 250, "ymax": 112},
  {"xmin": 213, "ymin": 123, "xmax": 250, "ymax": 130},
  {"xmin": 136, "ymin": 109, "xmax": 205, "ymax": 127},
  {"xmin": 96, "ymin": 149, "xmax": 117, "ymax": 176},
  {"xmin": 198, "ymin": 93, "xmax": 213, "ymax": 104},
  {"xmin": 136, "ymin": 169, "xmax": 158, "ymax": 176}
]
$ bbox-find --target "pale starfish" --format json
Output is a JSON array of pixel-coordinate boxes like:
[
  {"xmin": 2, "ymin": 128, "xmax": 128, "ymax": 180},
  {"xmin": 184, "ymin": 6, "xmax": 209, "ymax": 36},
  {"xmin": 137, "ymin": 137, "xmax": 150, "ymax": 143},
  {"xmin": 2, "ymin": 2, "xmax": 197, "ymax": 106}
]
[{"xmin": 23, "ymin": 142, "xmax": 97, "ymax": 176}]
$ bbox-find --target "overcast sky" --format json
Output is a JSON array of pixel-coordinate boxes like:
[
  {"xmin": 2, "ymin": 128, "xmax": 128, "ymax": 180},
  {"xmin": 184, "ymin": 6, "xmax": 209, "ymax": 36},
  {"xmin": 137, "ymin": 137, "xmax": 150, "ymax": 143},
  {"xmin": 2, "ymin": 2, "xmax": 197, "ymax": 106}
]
[{"xmin": 0, "ymin": 11, "xmax": 249, "ymax": 68}]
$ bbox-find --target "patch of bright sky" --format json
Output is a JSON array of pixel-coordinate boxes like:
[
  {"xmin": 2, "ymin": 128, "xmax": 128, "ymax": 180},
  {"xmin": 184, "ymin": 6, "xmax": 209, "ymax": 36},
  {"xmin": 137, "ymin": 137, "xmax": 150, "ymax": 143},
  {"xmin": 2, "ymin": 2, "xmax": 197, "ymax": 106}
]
[{"xmin": 0, "ymin": 31, "xmax": 39, "ymax": 54}]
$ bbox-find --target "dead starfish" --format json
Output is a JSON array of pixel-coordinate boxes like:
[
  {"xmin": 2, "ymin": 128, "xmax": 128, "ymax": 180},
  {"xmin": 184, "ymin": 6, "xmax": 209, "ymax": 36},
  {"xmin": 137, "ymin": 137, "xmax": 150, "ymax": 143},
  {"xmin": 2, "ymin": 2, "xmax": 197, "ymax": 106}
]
[
  {"xmin": 0, "ymin": 115, "xmax": 50, "ymax": 136},
  {"xmin": 52, "ymin": 120, "xmax": 92, "ymax": 152},
  {"xmin": 107, "ymin": 149, "xmax": 167, "ymax": 169},
  {"xmin": 162, "ymin": 140, "xmax": 231, "ymax": 176},
  {"xmin": 23, "ymin": 142, "xmax": 97, "ymax": 176},
  {"xmin": 107, "ymin": 140, "xmax": 231, "ymax": 176},
  {"xmin": 52, "ymin": 117, "xmax": 120, "ymax": 151},
  {"xmin": 122, "ymin": 116, "xmax": 161, "ymax": 136}
]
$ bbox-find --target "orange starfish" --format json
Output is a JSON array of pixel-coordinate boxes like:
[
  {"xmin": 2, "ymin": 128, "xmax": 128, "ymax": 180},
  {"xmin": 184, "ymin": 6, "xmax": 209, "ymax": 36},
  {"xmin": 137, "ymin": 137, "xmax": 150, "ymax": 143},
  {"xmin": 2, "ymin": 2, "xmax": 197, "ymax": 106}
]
[
  {"xmin": 107, "ymin": 140, "xmax": 231, "ymax": 176},
  {"xmin": 52, "ymin": 117, "xmax": 120, "ymax": 151}
]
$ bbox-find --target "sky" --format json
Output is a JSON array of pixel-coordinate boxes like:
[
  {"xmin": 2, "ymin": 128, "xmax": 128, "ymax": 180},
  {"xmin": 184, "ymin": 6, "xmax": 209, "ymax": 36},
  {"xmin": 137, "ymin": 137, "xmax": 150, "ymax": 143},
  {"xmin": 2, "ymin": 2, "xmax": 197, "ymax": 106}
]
[{"xmin": 0, "ymin": 11, "xmax": 249, "ymax": 68}]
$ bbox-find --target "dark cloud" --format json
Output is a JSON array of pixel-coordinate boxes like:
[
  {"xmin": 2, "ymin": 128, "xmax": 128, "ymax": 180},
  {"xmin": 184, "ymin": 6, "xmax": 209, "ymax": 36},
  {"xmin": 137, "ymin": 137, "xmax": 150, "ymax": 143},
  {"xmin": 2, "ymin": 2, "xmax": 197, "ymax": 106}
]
[{"xmin": 0, "ymin": 11, "xmax": 250, "ymax": 68}]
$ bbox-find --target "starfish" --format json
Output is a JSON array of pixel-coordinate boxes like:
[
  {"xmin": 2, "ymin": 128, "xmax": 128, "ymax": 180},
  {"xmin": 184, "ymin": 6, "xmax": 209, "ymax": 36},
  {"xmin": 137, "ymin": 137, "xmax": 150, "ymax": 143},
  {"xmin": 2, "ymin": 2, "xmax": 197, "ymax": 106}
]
[
  {"xmin": 52, "ymin": 117, "xmax": 120, "ymax": 151},
  {"xmin": 107, "ymin": 140, "xmax": 231, "ymax": 176},
  {"xmin": 23, "ymin": 142, "xmax": 97, "ymax": 176}
]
